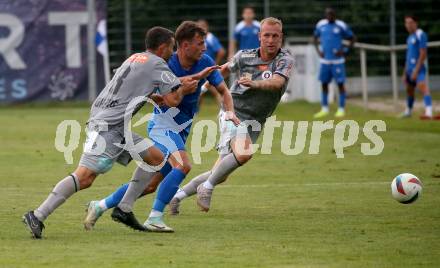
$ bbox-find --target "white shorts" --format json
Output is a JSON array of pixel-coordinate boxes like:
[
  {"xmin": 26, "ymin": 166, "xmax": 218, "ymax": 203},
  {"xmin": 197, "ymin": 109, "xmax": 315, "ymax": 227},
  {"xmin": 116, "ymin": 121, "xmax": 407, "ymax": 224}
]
[{"xmin": 217, "ymin": 110, "xmax": 262, "ymax": 155}]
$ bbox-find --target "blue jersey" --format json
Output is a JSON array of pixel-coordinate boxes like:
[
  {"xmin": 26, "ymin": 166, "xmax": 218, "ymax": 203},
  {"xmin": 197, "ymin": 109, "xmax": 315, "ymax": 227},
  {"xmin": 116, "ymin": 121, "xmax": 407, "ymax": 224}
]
[
  {"xmin": 406, "ymin": 29, "xmax": 427, "ymax": 71},
  {"xmin": 314, "ymin": 19, "xmax": 353, "ymax": 61},
  {"xmin": 151, "ymin": 53, "xmax": 224, "ymax": 135},
  {"xmin": 204, "ymin": 32, "xmax": 223, "ymax": 61},
  {"xmin": 234, "ymin": 20, "xmax": 260, "ymax": 50}
]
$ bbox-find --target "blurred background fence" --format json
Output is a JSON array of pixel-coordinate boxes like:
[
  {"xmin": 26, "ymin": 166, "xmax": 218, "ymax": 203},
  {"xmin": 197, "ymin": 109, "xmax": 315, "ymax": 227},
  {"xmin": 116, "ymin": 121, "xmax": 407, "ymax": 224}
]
[{"xmin": 108, "ymin": 0, "xmax": 440, "ymax": 77}]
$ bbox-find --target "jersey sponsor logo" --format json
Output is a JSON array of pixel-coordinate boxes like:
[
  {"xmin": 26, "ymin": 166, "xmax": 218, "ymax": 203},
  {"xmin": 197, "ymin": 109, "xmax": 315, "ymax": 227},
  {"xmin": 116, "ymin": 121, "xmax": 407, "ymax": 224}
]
[
  {"xmin": 411, "ymin": 37, "xmax": 416, "ymax": 44},
  {"xmin": 258, "ymin": 64, "xmax": 269, "ymax": 71},
  {"xmin": 262, "ymin": 70, "xmax": 272, "ymax": 80},
  {"xmin": 161, "ymin": 71, "xmax": 177, "ymax": 84}
]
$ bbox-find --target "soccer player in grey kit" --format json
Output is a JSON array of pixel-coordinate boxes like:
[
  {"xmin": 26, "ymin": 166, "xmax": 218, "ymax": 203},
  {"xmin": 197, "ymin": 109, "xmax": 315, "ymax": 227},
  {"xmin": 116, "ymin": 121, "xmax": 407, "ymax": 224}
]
[
  {"xmin": 22, "ymin": 27, "xmax": 200, "ymax": 238},
  {"xmin": 170, "ymin": 17, "xmax": 294, "ymax": 213}
]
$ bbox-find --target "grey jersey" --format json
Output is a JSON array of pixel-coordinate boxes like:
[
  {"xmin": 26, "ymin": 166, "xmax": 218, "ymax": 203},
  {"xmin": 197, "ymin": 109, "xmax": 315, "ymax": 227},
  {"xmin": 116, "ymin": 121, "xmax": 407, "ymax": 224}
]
[
  {"xmin": 228, "ymin": 48, "xmax": 294, "ymax": 123},
  {"xmin": 89, "ymin": 51, "xmax": 181, "ymax": 126}
]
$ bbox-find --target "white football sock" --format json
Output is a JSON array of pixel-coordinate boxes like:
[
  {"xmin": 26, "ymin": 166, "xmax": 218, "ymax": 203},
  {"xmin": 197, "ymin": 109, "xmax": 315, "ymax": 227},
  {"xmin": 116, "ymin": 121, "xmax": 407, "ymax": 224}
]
[
  {"xmin": 98, "ymin": 199, "xmax": 108, "ymax": 210},
  {"xmin": 174, "ymin": 188, "xmax": 188, "ymax": 200},
  {"xmin": 425, "ymin": 106, "xmax": 433, "ymax": 117},
  {"xmin": 149, "ymin": 209, "xmax": 163, "ymax": 218},
  {"xmin": 202, "ymin": 180, "xmax": 214, "ymax": 190}
]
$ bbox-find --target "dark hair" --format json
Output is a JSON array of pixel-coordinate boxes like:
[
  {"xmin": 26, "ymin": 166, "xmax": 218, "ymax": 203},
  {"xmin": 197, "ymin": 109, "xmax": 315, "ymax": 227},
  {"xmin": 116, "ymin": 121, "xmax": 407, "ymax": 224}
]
[
  {"xmin": 175, "ymin": 21, "xmax": 206, "ymax": 46},
  {"xmin": 243, "ymin": 4, "xmax": 255, "ymax": 11},
  {"xmin": 145, "ymin": 26, "xmax": 174, "ymax": 50},
  {"xmin": 405, "ymin": 14, "xmax": 419, "ymax": 22}
]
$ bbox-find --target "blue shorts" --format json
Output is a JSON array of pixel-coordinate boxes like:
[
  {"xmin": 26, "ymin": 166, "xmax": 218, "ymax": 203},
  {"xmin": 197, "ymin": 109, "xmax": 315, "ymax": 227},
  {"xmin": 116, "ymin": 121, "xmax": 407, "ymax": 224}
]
[
  {"xmin": 406, "ymin": 68, "xmax": 426, "ymax": 87},
  {"xmin": 319, "ymin": 63, "xmax": 346, "ymax": 84},
  {"xmin": 147, "ymin": 121, "xmax": 188, "ymax": 176}
]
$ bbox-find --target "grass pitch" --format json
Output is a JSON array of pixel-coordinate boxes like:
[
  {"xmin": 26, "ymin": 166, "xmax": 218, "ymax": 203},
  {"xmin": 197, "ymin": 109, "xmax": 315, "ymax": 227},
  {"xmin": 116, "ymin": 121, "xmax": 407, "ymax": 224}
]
[{"xmin": 1, "ymin": 99, "xmax": 439, "ymax": 267}]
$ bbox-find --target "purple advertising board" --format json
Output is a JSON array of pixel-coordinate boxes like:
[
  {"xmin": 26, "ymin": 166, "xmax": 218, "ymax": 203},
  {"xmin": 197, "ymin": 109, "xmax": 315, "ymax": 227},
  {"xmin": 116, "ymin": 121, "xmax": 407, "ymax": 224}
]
[{"xmin": 0, "ymin": 0, "xmax": 107, "ymax": 103}]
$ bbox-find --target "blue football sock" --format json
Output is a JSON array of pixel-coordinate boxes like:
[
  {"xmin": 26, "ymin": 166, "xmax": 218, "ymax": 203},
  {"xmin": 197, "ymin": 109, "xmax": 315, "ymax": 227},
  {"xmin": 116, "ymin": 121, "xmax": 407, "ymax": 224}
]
[
  {"xmin": 152, "ymin": 168, "xmax": 186, "ymax": 212},
  {"xmin": 407, "ymin": 96, "xmax": 415, "ymax": 110},
  {"xmin": 339, "ymin": 92, "xmax": 346, "ymax": 108},
  {"xmin": 321, "ymin": 91, "xmax": 328, "ymax": 107},
  {"xmin": 104, "ymin": 183, "xmax": 129, "ymax": 209},
  {"xmin": 423, "ymin": 95, "xmax": 432, "ymax": 107}
]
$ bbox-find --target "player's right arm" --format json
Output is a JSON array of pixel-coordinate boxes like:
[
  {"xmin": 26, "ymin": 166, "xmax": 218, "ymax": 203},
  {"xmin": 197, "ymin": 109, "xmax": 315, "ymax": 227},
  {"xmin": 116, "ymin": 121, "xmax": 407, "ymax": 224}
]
[
  {"xmin": 402, "ymin": 63, "xmax": 407, "ymax": 84},
  {"xmin": 313, "ymin": 36, "xmax": 323, "ymax": 58},
  {"xmin": 151, "ymin": 60, "xmax": 197, "ymax": 107},
  {"xmin": 313, "ymin": 24, "xmax": 324, "ymax": 58},
  {"xmin": 162, "ymin": 78, "xmax": 198, "ymax": 107},
  {"xmin": 220, "ymin": 50, "xmax": 242, "ymax": 78}
]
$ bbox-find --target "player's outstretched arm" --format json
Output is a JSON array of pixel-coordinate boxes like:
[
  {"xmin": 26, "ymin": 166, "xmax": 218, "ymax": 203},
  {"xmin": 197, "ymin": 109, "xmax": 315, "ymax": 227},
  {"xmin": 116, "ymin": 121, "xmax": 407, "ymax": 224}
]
[
  {"xmin": 215, "ymin": 81, "xmax": 240, "ymax": 125},
  {"xmin": 237, "ymin": 74, "xmax": 286, "ymax": 91},
  {"xmin": 162, "ymin": 78, "xmax": 198, "ymax": 107}
]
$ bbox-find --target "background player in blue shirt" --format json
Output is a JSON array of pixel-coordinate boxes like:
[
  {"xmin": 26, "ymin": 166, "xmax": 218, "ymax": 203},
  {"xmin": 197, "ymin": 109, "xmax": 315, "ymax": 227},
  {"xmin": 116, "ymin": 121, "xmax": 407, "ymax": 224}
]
[
  {"xmin": 313, "ymin": 8, "xmax": 355, "ymax": 118},
  {"xmin": 401, "ymin": 15, "xmax": 433, "ymax": 119},
  {"xmin": 198, "ymin": 19, "xmax": 225, "ymax": 64},
  {"xmin": 84, "ymin": 21, "xmax": 239, "ymax": 232},
  {"xmin": 197, "ymin": 19, "xmax": 224, "ymax": 107},
  {"xmin": 228, "ymin": 5, "xmax": 260, "ymax": 59}
]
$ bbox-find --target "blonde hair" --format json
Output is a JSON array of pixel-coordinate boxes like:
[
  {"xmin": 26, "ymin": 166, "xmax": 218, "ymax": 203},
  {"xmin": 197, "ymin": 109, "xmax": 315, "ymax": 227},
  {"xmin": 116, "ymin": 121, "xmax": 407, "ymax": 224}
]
[{"xmin": 260, "ymin": 17, "xmax": 283, "ymax": 30}]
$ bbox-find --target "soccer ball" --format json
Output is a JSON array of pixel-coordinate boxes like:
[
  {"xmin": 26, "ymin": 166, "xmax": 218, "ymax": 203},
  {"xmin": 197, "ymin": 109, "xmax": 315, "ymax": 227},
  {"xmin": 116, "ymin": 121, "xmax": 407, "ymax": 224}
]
[{"xmin": 391, "ymin": 173, "xmax": 423, "ymax": 204}]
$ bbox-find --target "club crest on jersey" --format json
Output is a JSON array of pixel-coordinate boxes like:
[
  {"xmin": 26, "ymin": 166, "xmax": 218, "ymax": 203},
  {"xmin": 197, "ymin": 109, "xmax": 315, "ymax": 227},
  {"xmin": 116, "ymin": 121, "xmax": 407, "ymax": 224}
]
[
  {"xmin": 262, "ymin": 70, "xmax": 273, "ymax": 80},
  {"xmin": 333, "ymin": 27, "xmax": 340, "ymax": 34},
  {"xmin": 161, "ymin": 71, "xmax": 176, "ymax": 84}
]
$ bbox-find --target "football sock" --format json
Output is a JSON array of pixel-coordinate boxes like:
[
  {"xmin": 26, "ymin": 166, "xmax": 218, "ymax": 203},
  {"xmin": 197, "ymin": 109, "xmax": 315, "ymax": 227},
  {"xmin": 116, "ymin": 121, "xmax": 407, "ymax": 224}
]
[
  {"xmin": 148, "ymin": 209, "xmax": 163, "ymax": 218},
  {"xmin": 102, "ymin": 183, "xmax": 129, "ymax": 210},
  {"xmin": 339, "ymin": 91, "xmax": 346, "ymax": 108},
  {"xmin": 407, "ymin": 95, "xmax": 415, "ymax": 112},
  {"xmin": 103, "ymin": 167, "xmax": 153, "ymax": 211},
  {"xmin": 98, "ymin": 199, "xmax": 108, "ymax": 210},
  {"xmin": 152, "ymin": 168, "xmax": 186, "ymax": 212},
  {"xmin": 177, "ymin": 171, "xmax": 211, "ymax": 199},
  {"xmin": 118, "ymin": 169, "xmax": 155, "ymax": 213},
  {"xmin": 203, "ymin": 153, "xmax": 240, "ymax": 189},
  {"xmin": 424, "ymin": 95, "xmax": 433, "ymax": 116},
  {"xmin": 34, "ymin": 174, "xmax": 79, "ymax": 222}
]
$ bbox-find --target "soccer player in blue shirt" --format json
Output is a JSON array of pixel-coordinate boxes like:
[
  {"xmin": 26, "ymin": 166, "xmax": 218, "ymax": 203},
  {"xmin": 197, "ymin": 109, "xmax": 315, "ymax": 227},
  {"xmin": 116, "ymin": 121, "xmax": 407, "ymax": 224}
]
[
  {"xmin": 401, "ymin": 15, "xmax": 433, "ymax": 119},
  {"xmin": 228, "ymin": 5, "xmax": 260, "ymax": 59},
  {"xmin": 313, "ymin": 8, "xmax": 355, "ymax": 118},
  {"xmin": 84, "ymin": 21, "xmax": 239, "ymax": 232},
  {"xmin": 197, "ymin": 19, "xmax": 224, "ymax": 106},
  {"xmin": 198, "ymin": 19, "xmax": 225, "ymax": 64}
]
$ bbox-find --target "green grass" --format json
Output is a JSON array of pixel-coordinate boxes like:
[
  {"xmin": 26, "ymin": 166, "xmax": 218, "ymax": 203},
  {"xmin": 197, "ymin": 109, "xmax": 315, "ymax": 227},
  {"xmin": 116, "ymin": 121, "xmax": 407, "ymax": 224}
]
[{"xmin": 1, "ymin": 99, "xmax": 440, "ymax": 267}]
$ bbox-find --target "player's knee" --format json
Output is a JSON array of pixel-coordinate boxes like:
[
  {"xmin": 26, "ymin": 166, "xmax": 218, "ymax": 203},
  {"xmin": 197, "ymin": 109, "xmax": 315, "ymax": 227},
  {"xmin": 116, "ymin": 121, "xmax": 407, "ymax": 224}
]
[
  {"xmin": 234, "ymin": 152, "xmax": 252, "ymax": 165},
  {"xmin": 74, "ymin": 167, "xmax": 97, "ymax": 189},
  {"xmin": 337, "ymin": 83, "xmax": 345, "ymax": 92},
  {"xmin": 77, "ymin": 173, "xmax": 96, "ymax": 189},
  {"xmin": 144, "ymin": 183, "xmax": 158, "ymax": 194},
  {"xmin": 145, "ymin": 147, "xmax": 165, "ymax": 167},
  {"xmin": 175, "ymin": 161, "xmax": 192, "ymax": 174}
]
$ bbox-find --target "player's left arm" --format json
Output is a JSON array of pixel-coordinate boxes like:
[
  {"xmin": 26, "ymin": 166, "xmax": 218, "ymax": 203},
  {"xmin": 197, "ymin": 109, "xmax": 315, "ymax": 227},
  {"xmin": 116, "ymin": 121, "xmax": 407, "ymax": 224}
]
[
  {"xmin": 338, "ymin": 24, "xmax": 356, "ymax": 56},
  {"xmin": 238, "ymin": 74, "xmax": 287, "ymax": 91},
  {"xmin": 238, "ymin": 55, "xmax": 294, "ymax": 91},
  {"xmin": 412, "ymin": 32, "xmax": 428, "ymax": 80}
]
